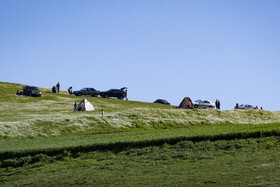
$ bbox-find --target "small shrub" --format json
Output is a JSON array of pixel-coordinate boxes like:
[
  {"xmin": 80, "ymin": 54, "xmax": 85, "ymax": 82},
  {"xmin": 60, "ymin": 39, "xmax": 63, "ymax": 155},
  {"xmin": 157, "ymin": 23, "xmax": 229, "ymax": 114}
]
[
  {"xmin": 1, "ymin": 159, "xmax": 18, "ymax": 168},
  {"xmin": 31, "ymin": 154, "xmax": 50, "ymax": 163}
]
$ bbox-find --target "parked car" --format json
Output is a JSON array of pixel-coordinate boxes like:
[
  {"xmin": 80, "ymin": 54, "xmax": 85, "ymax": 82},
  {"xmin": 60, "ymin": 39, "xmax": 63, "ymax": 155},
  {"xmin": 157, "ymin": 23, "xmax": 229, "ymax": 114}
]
[
  {"xmin": 23, "ymin": 86, "xmax": 42, "ymax": 97},
  {"xmin": 238, "ymin": 104, "xmax": 255, "ymax": 110},
  {"xmin": 154, "ymin": 99, "xmax": 170, "ymax": 105},
  {"xmin": 193, "ymin": 99, "xmax": 215, "ymax": 109},
  {"xmin": 100, "ymin": 88, "xmax": 127, "ymax": 100},
  {"xmin": 73, "ymin": 88, "xmax": 100, "ymax": 97}
]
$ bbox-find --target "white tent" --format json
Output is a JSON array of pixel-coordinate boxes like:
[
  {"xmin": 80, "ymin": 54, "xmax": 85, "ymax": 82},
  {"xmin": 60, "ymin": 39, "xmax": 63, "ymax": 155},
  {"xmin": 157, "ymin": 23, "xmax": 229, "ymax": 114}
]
[{"xmin": 77, "ymin": 99, "xmax": 95, "ymax": 111}]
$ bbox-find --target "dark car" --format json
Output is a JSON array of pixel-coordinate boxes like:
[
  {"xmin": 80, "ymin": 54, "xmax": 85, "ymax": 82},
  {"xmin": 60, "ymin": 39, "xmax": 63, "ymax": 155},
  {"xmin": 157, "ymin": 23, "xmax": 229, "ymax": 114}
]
[
  {"xmin": 100, "ymin": 88, "xmax": 127, "ymax": 100},
  {"xmin": 23, "ymin": 86, "xmax": 42, "ymax": 97},
  {"xmin": 73, "ymin": 88, "xmax": 100, "ymax": 97},
  {"xmin": 154, "ymin": 99, "xmax": 170, "ymax": 105}
]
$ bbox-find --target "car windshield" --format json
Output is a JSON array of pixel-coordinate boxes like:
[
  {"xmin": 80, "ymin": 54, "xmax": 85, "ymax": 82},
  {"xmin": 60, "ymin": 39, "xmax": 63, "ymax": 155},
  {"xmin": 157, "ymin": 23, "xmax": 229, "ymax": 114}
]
[
  {"xmin": 195, "ymin": 100, "xmax": 201, "ymax": 103},
  {"xmin": 30, "ymin": 87, "xmax": 38, "ymax": 90},
  {"xmin": 156, "ymin": 99, "xmax": 164, "ymax": 102}
]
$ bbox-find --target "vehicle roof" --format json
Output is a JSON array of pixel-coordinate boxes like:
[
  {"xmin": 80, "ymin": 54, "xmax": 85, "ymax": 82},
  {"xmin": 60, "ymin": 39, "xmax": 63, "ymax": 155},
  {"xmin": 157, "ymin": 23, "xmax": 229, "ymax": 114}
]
[
  {"xmin": 195, "ymin": 99, "xmax": 210, "ymax": 101},
  {"xmin": 25, "ymin": 86, "xmax": 38, "ymax": 88},
  {"xmin": 155, "ymin": 99, "xmax": 168, "ymax": 102},
  {"xmin": 106, "ymin": 89, "xmax": 120, "ymax": 91}
]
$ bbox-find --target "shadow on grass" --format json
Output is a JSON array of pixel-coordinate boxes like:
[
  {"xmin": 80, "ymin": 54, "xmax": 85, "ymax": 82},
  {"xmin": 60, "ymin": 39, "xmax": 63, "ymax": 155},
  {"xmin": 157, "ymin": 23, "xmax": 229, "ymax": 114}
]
[{"xmin": 1, "ymin": 129, "xmax": 280, "ymax": 163}]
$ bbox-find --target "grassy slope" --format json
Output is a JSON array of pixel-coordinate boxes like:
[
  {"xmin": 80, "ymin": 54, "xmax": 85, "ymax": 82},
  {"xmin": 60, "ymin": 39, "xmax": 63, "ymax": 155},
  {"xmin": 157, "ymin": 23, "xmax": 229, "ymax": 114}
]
[
  {"xmin": 1, "ymin": 81, "xmax": 280, "ymax": 185},
  {"xmin": 1, "ymin": 81, "xmax": 280, "ymax": 139},
  {"xmin": 1, "ymin": 81, "xmax": 280, "ymax": 156}
]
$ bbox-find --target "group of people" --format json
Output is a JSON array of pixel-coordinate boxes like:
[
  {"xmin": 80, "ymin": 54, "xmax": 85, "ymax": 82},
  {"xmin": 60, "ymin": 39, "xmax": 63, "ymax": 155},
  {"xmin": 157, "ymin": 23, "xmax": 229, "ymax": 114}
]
[
  {"xmin": 52, "ymin": 82, "xmax": 60, "ymax": 94},
  {"xmin": 212, "ymin": 99, "xmax": 263, "ymax": 110},
  {"xmin": 214, "ymin": 100, "xmax": 263, "ymax": 110},
  {"xmin": 52, "ymin": 83, "xmax": 73, "ymax": 94}
]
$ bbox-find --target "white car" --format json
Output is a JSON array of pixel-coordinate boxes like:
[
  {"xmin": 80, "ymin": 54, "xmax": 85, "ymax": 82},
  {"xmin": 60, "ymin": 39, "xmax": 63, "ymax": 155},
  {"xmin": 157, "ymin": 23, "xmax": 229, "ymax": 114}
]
[{"xmin": 193, "ymin": 99, "xmax": 215, "ymax": 109}]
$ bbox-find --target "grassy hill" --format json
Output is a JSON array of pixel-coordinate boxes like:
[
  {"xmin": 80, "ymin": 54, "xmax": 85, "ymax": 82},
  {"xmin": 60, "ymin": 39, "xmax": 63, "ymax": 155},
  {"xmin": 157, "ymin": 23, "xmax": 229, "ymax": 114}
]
[
  {"xmin": 1, "ymin": 81, "xmax": 280, "ymax": 186},
  {"xmin": 1, "ymin": 81, "xmax": 280, "ymax": 139}
]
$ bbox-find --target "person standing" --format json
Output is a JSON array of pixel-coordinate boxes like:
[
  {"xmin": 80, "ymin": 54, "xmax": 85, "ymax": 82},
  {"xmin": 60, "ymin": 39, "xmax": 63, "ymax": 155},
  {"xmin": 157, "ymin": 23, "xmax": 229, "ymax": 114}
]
[
  {"xmin": 56, "ymin": 82, "xmax": 60, "ymax": 93},
  {"xmin": 215, "ymin": 99, "xmax": 220, "ymax": 109},
  {"xmin": 124, "ymin": 89, "xmax": 128, "ymax": 100},
  {"xmin": 68, "ymin": 87, "xmax": 73, "ymax": 94},
  {"xmin": 74, "ymin": 102, "xmax": 77, "ymax": 111},
  {"xmin": 235, "ymin": 103, "xmax": 239, "ymax": 109}
]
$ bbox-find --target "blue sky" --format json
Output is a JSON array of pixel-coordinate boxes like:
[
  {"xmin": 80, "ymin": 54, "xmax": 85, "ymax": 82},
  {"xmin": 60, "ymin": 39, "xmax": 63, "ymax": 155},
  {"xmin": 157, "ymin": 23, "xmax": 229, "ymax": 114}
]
[{"xmin": 1, "ymin": 0, "xmax": 279, "ymax": 110}]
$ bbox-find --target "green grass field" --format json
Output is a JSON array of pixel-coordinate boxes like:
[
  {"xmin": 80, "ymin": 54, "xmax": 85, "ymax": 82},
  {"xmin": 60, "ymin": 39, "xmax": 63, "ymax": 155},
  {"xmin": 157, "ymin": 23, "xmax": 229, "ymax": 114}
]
[
  {"xmin": 1, "ymin": 137, "xmax": 280, "ymax": 186},
  {"xmin": 1, "ymin": 81, "xmax": 280, "ymax": 186}
]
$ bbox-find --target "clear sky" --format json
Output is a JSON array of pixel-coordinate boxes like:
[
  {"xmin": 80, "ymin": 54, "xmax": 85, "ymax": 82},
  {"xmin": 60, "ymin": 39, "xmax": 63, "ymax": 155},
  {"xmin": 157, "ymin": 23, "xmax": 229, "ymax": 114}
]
[{"xmin": 1, "ymin": 0, "xmax": 279, "ymax": 111}]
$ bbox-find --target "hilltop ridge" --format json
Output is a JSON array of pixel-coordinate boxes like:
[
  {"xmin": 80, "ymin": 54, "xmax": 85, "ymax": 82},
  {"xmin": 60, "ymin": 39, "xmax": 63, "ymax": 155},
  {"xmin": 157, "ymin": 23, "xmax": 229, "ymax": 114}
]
[{"xmin": 1, "ymin": 81, "xmax": 280, "ymax": 139}]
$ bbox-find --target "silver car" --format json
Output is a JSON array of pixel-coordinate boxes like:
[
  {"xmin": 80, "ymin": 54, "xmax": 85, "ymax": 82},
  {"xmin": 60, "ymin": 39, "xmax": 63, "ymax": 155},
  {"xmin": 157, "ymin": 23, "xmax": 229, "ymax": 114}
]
[
  {"xmin": 238, "ymin": 104, "xmax": 255, "ymax": 110},
  {"xmin": 193, "ymin": 99, "xmax": 215, "ymax": 109}
]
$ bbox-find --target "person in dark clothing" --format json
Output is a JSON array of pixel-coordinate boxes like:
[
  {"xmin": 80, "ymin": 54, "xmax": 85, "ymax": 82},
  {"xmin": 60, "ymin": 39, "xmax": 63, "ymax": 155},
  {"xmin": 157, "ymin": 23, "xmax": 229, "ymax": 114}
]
[
  {"xmin": 121, "ymin": 87, "xmax": 128, "ymax": 100},
  {"xmin": 68, "ymin": 87, "xmax": 73, "ymax": 94},
  {"xmin": 215, "ymin": 99, "xmax": 220, "ymax": 109},
  {"xmin": 56, "ymin": 82, "xmax": 60, "ymax": 93},
  {"xmin": 235, "ymin": 103, "xmax": 239, "ymax": 109},
  {"xmin": 101, "ymin": 109, "xmax": 104, "ymax": 115},
  {"xmin": 52, "ymin": 86, "xmax": 56, "ymax": 93},
  {"xmin": 124, "ymin": 89, "xmax": 128, "ymax": 100}
]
